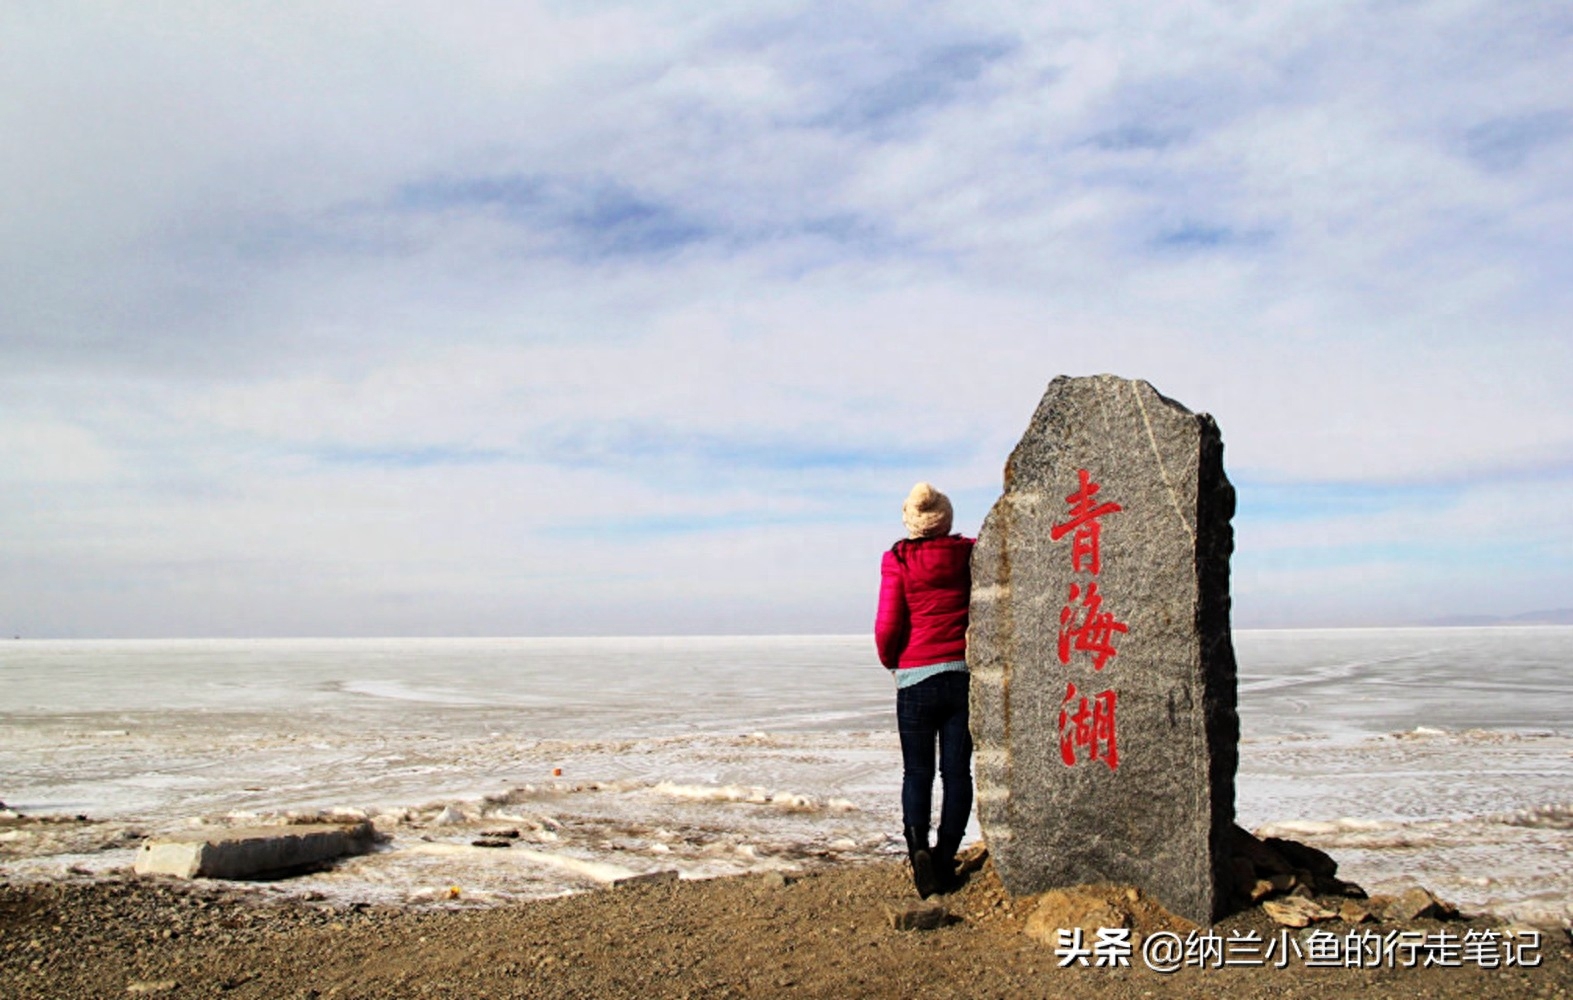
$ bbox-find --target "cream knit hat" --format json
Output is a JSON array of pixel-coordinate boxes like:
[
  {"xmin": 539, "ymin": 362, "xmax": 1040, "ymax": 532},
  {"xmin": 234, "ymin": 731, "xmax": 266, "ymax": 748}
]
[{"xmin": 902, "ymin": 482, "xmax": 954, "ymax": 539}]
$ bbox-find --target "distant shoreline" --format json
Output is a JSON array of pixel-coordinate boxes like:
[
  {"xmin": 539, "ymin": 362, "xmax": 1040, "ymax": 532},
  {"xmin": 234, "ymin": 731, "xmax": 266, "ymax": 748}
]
[
  {"xmin": 1416, "ymin": 609, "xmax": 1573, "ymax": 627},
  {"xmin": 6, "ymin": 621, "xmax": 1573, "ymax": 642}
]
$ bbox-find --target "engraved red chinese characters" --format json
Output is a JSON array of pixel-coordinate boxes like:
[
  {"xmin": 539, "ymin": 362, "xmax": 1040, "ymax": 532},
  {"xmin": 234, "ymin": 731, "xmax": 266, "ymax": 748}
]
[{"xmin": 1053, "ymin": 467, "xmax": 1127, "ymax": 771}]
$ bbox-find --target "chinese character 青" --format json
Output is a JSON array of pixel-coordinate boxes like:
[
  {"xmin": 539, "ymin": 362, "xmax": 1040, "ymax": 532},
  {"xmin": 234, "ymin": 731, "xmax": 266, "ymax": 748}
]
[{"xmin": 1050, "ymin": 468, "xmax": 1123, "ymax": 574}]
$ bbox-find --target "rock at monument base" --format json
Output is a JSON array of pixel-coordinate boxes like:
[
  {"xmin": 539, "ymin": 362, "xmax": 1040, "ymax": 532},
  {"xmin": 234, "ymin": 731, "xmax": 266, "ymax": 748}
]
[
  {"xmin": 1262, "ymin": 896, "xmax": 1337, "ymax": 928},
  {"xmin": 969, "ymin": 375, "xmax": 1239, "ymax": 925},
  {"xmin": 1019, "ymin": 882, "xmax": 1199, "ymax": 947},
  {"xmin": 1230, "ymin": 826, "xmax": 1294, "ymax": 877},
  {"xmin": 1022, "ymin": 890, "xmax": 1129, "ymax": 945},
  {"xmin": 133, "ymin": 822, "xmax": 374, "ymax": 879},
  {"xmin": 1262, "ymin": 836, "xmax": 1338, "ymax": 879},
  {"xmin": 1225, "ymin": 825, "xmax": 1366, "ymax": 908}
]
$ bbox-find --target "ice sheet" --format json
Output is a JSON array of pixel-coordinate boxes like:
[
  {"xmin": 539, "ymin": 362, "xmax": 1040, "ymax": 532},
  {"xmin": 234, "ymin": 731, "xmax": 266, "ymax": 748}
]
[{"xmin": 2, "ymin": 630, "xmax": 1569, "ymax": 923}]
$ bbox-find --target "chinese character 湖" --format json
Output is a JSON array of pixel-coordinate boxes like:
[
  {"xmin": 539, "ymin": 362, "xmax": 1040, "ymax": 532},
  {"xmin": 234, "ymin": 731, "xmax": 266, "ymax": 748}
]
[{"xmin": 1058, "ymin": 682, "xmax": 1119, "ymax": 770}]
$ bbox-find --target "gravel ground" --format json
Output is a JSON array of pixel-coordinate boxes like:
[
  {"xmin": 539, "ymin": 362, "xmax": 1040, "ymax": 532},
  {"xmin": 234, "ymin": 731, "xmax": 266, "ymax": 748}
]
[{"xmin": 2, "ymin": 856, "xmax": 1569, "ymax": 999}]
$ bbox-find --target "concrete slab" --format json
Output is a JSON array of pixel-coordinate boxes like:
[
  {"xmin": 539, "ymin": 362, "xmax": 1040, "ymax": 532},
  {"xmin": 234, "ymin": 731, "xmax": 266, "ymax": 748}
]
[{"xmin": 133, "ymin": 822, "xmax": 374, "ymax": 879}]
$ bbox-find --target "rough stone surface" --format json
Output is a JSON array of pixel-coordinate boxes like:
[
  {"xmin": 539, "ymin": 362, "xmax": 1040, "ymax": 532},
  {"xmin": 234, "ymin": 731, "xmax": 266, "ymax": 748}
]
[
  {"xmin": 885, "ymin": 901, "xmax": 949, "ymax": 931},
  {"xmin": 1262, "ymin": 896, "xmax": 1336, "ymax": 927},
  {"xmin": 1230, "ymin": 825, "xmax": 1293, "ymax": 878},
  {"xmin": 1384, "ymin": 887, "xmax": 1448, "ymax": 921},
  {"xmin": 1022, "ymin": 890, "xmax": 1129, "ymax": 945},
  {"xmin": 133, "ymin": 823, "xmax": 374, "ymax": 880},
  {"xmin": 969, "ymin": 375, "xmax": 1239, "ymax": 925},
  {"xmin": 1340, "ymin": 899, "xmax": 1375, "ymax": 923},
  {"xmin": 1264, "ymin": 837, "xmax": 1338, "ymax": 878}
]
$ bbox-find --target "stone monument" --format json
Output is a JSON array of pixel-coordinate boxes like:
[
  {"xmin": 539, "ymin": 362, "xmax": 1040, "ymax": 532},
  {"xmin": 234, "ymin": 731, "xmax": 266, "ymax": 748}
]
[{"xmin": 968, "ymin": 374, "xmax": 1238, "ymax": 924}]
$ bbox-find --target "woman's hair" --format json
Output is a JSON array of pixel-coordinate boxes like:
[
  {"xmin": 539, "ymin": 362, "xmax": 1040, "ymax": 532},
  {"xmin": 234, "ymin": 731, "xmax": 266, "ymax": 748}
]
[{"xmin": 902, "ymin": 482, "xmax": 954, "ymax": 540}]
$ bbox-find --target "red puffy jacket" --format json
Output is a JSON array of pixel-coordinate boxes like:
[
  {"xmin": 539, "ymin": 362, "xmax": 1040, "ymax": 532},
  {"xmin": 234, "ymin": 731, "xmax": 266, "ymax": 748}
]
[{"xmin": 875, "ymin": 534, "xmax": 975, "ymax": 669}]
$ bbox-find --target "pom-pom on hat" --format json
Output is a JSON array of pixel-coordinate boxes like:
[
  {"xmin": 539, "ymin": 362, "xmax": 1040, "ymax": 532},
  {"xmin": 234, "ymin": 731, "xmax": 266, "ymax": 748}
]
[{"xmin": 902, "ymin": 482, "xmax": 954, "ymax": 539}]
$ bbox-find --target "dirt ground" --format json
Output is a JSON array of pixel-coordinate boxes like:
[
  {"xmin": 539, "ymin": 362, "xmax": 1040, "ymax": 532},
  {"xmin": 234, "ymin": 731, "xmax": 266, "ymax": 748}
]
[{"xmin": 2, "ymin": 856, "xmax": 1569, "ymax": 999}]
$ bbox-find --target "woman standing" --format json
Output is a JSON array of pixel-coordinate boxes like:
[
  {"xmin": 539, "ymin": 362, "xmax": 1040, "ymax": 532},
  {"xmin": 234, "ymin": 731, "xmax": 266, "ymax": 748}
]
[{"xmin": 875, "ymin": 482, "xmax": 975, "ymax": 898}]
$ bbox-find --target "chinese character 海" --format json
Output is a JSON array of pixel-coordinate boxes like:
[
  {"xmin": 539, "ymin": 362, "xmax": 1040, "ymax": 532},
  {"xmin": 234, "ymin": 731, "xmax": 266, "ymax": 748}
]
[{"xmin": 1058, "ymin": 581, "xmax": 1129, "ymax": 670}]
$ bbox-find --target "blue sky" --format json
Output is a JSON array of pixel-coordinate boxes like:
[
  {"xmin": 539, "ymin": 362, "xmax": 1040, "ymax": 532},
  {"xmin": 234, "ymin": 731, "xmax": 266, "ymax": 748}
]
[{"xmin": 1, "ymin": 1, "xmax": 1570, "ymax": 637}]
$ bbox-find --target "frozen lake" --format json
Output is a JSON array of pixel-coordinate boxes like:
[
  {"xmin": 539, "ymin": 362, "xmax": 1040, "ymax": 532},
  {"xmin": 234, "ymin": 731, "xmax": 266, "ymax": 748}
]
[{"xmin": 2, "ymin": 628, "xmax": 1569, "ymax": 924}]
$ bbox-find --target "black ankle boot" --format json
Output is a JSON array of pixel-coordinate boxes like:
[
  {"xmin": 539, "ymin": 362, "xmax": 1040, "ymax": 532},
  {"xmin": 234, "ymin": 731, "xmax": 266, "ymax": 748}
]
[
  {"xmin": 932, "ymin": 833, "xmax": 962, "ymax": 893},
  {"xmin": 903, "ymin": 826, "xmax": 937, "ymax": 899}
]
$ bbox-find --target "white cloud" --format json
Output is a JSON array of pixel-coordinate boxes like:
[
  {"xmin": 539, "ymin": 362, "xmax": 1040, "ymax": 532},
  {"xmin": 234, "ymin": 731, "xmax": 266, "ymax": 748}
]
[{"xmin": 2, "ymin": 0, "xmax": 1570, "ymax": 635}]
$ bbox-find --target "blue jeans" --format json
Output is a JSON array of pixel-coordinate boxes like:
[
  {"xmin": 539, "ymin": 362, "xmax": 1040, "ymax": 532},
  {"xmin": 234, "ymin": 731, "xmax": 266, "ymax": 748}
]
[{"xmin": 896, "ymin": 671, "xmax": 973, "ymax": 846}]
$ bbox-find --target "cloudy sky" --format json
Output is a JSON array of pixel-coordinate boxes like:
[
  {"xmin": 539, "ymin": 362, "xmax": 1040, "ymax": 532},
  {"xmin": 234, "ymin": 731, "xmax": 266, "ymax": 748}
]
[{"xmin": 2, "ymin": 1, "xmax": 1570, "ymax": 638}]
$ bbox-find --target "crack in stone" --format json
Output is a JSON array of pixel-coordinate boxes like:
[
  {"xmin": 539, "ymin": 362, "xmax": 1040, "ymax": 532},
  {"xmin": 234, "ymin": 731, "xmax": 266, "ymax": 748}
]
[{"xmin": 1133, "ymin": 381, "xmax": 1196, "ymax": 546}]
